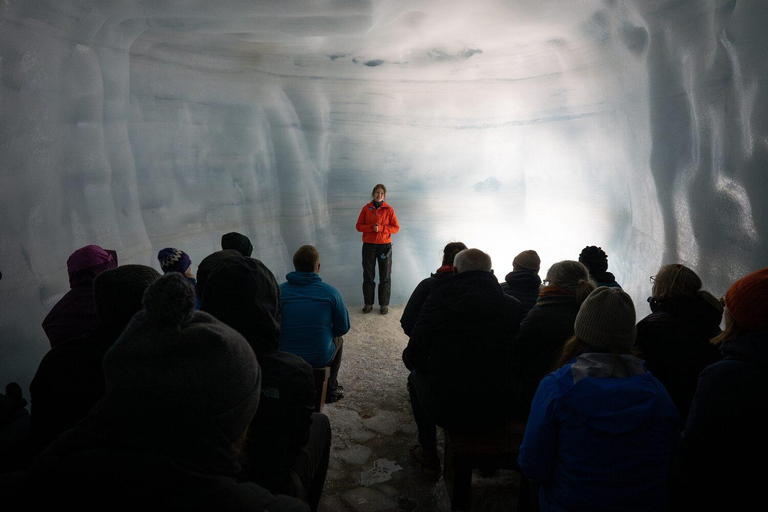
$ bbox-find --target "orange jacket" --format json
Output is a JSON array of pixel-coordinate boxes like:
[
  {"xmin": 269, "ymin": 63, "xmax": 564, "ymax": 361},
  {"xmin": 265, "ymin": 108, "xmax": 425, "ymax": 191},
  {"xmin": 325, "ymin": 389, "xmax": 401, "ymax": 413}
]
[{"xmin": 356, "ymin": 201, "xmax": 400, "ymax": 244}]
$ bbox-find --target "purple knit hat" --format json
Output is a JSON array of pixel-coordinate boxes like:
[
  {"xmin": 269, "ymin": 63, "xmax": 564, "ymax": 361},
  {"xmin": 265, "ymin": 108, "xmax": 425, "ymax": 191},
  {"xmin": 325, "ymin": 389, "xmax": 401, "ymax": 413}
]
[{"xmin": 157, "ymin": 248, "xmax": 191, "ymax": 274}]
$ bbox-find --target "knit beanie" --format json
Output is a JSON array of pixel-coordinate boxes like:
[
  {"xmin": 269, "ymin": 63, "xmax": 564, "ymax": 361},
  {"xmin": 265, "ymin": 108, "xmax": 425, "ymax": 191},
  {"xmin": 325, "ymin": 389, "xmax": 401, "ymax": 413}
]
[
  {"xmin": 574, "ymin": 287, "xmax": 636, "ymax": 350},
  {"xmin": 157, "ymin": 248, "xmax": 191, "ymax": 274},
  {"xmin": 93, "ymin": 265, "xmax": 160, "ymax": 329},
  {"xmin": 725, "ymin": 266, "xmax": 768, "ymax": 331},
  {"xmin": 196, "ymin": 249, "xmax": 242, "ymax": 298},
  {"xmin": 513, "ymin": 250, "xmax": 541, "ymax": 272},
  {"xmin": 579, "ymin": 246, "xmax": 609, "ymax": 275},
  {"xmin": 221, "ymin": 232, "xmax": 254, "ymax": 257},
  {"xmin": 102, "ymin": 274, "xmax": 261, "ymax": 452}
]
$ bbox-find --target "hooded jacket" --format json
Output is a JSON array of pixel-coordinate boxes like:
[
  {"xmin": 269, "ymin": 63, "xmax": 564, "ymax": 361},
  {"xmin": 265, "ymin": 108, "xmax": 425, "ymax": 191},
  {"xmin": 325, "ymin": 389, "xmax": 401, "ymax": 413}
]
[
  {"xmin": 403, "ymin": 270, "xmax": 523, "ymax": 431},
  {"xmin": 42, "ymin": 245, "xmax": 117, "ymax": 347},
  {"xmin": 355, "ymin": 201, "xmax": 399, "ymax": 244},
  {"xmin": 400, "ymin": 267, "xmax": 454, "ymax": 337},
  {"xmin": 501, "ymin": 269, "xmax": 541, "ymax": 314},
  {"xmin": 279, "ymin": 271, "xmax": 350, "ymax": 367},
  {"xmin": 519, "ymin": 353, "xmax": 679, "ymax": 512},
  {"xmin": 635, "ymin": 294, "xmax": 722, "ymax": 425}
]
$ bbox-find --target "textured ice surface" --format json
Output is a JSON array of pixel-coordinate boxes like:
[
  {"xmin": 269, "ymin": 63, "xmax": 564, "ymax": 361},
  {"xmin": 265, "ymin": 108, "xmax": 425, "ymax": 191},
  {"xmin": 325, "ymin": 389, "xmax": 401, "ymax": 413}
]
[{"xmin": 2, "ymin": 1, "xmax": 767, "ymax": 388}]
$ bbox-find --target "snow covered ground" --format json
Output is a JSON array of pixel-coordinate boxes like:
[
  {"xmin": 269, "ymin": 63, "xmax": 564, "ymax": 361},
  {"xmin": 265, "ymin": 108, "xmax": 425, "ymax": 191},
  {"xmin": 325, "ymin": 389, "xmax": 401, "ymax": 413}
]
[{"xmin": 320, "ymin": 305, "xmax": 521, "ymax": 512}]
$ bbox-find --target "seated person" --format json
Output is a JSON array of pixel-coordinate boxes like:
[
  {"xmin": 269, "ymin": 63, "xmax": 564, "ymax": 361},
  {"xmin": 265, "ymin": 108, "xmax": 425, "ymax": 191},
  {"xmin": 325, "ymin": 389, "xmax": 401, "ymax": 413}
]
[
  {"xmin": 404, "ymin": 249, "xmax": 524, "ymax": 473},
  {"xmin": 519, "ymin": 288, "xmax": 679, "ymax": 512},
  {"xmin": 221, "ymin": 231, "xmax": 254, "ymax": 257},
  {"xmin": 201, "ymin": 256, "xmax": 330, "ymax": 512},
  {"xmin": 279, "ymin": 245, "xmax": 350, "ymax": 403},
  {"xmin": 30, "ymin": 265, "xmax": 160, "ymax": 455},
  {"xmin": 5, "ymin": 274, "xmax": 308, "ymax": 511},
  {"xmin": 501, "ymin": 249, "xmax": 542, "ymax": 315},
  {"xmin": 400, "ymin": 241, "xmax": 467, "ymax": 337},
  {"xmin": 578, "ymin": 245, "xmax": 622, "ymax": 288},
  {"xmin": 42, "ymin": 245, "xmax": 117, "ymax": 347},
  {"xmin": 157, "ymin": 247, "xmax": 196, "ymax": 285}
]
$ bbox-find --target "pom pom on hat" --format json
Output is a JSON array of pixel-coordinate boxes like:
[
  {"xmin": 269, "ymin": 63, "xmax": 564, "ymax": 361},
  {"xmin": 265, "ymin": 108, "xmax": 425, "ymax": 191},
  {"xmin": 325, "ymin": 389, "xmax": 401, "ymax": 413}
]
[
  {"xmin": 157, "ymin": 248, "xmax": 191, "ymax": 275},
  {"xmin": 142, "ymin": 273, "xmax": 196, "ymax": 325},
  {"xmin": 725, "ymin": 266, "xmax": 768, "ymax": 331}
]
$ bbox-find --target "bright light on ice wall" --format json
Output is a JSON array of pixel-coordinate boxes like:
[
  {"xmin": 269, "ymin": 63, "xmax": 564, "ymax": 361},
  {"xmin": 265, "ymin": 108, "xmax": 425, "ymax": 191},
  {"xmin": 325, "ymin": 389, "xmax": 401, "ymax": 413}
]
[{"xmin": 1, "ymin": 0, "xmax": 766, "ymax": 390}]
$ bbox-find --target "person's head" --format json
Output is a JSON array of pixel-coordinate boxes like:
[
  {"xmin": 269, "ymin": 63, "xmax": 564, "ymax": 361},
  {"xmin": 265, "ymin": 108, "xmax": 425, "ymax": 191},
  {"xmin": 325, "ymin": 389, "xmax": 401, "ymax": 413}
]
[
  {"xmin": 713, "ymin": 266, "xmax": 768, "ymax": 345},
  {"xmin": 454, "ymin": 249, "xmax": 492, "ymax": 273},
  {"xmin": 372, "ymin": 184, "xmax": 386, "ymax": 202},
  {"xmin": 651, "ymin": 263, "xmax": 702, "ymax": 299},
  {"xmin": 574, "ymin": 287, "xmax": 637, "ymax": 352},
  {"xmin": 513, "ymin": 250, "xmax": 541, "ymax": 273},
  {"xmin": 196, "ymin": 249, "xmax": 242, "ymax": 299},
  {"xmin": 578, "ymin": 246, "xmax": 609, "ymax": 275},
  {"xmin": 441, "ymin": 242, "xmax": 468, "ymax": 267},
  {"xmin": 93, "ymin": 265, "xmax": 160, "ymax": 332},
  {"xmin": 293, "ymin": 245, "xmax": 320, "ymax": 273},
  {"xmin": 545, "ymin": 260, "xmax": 596, "ymax": 306},
  {"xmin": 66, "ymin": 245, "xmax": 118, "ymax": 287},
  {"xmin": 100, "ymin": 274, "xmax": 260, "ymax": 469},
  {"xmin": 200, "ymin": 255, "xmax": 281, "ymax": 353},
  {"xmin": 157, "ymin": 248, "xmax": 192, "ymax": 276},
  {"xmin": 221, "ymin": 232, "xmax": 253, "ymax": 257}
]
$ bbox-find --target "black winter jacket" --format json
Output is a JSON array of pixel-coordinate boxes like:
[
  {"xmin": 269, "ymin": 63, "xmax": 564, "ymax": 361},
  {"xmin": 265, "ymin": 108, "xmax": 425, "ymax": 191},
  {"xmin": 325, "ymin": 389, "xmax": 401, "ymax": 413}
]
[
  {"xmin": 681, "ymin": 331, "xmax": 768, "ymax": 510},
  {"xmin": 400, "ymin": 269, "xmax": 453, "ymax": 337},
  {"xmin": 403, "ymin": 271, "xmax": 523, "ymax": 431},
  {"xmin": 635, "ymin": 294, "xmax": 722, "ymax": 425},
  {"xmin": 501, "ymin": 270, "xmax": 541, "ymax": 314}
]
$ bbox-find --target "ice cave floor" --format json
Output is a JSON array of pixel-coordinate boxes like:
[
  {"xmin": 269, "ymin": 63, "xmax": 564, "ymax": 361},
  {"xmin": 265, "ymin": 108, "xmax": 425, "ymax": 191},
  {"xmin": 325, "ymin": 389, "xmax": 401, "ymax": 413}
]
[{"xmin": 320, "ymin": 305, "xmax": 521, "ymax": 512}]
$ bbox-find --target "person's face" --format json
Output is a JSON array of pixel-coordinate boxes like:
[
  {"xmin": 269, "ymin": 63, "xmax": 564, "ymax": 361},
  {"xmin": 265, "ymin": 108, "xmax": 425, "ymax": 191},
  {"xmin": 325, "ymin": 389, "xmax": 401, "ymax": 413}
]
[{"xmin": 373, "ymin": 188, "xmax": 385, "ymax": 202}]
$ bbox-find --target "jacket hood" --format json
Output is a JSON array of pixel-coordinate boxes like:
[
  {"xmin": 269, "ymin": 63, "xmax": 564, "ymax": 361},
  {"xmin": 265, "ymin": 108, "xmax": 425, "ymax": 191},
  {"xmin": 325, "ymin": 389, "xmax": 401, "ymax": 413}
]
[
  {"xmin": 649, "ymin": 294, "xmax": 723, "ymax": 333},
  {"xmin": 504, "ymin": 269, "xmax": 542, "ymax": 289},
  {"xmin": 286, "ymin": 271, "xmax": 322, "ymax": 285},
  {"xmin": 592, "ymin": 270, "xmax": 618, "ymax": 286},
  {"xmin": 66, "ymin": 245, "xmax": 118, "ymax": 287},
  {"xmin": 200, "ymin": 256, "xmax": 281, "ymax": 353},
  {"xmin": 556, "ymin": 353, "xmax": 674, "ymax": 434},
  {"xmin": 720, "ymin": 330, "xmax": 768, "ymax": 365}
]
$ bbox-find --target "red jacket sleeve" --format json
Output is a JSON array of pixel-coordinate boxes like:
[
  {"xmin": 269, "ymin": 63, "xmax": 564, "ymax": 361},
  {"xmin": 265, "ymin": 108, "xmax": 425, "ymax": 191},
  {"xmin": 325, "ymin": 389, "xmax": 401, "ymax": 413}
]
[
  {"xmin": 382, "ymin": 208, "xmax": 400, "ymax": 235},
  {"xmin": 356, "ymin": 206, "xmax": 372, "ymax": 233}
]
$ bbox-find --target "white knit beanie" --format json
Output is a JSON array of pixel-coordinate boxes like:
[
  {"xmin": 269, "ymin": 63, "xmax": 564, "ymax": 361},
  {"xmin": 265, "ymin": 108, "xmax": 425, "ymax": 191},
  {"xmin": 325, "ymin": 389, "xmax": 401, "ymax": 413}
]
[{"xmin": 574, "ymin": 287, "xmax": 636, "ymax": 350}]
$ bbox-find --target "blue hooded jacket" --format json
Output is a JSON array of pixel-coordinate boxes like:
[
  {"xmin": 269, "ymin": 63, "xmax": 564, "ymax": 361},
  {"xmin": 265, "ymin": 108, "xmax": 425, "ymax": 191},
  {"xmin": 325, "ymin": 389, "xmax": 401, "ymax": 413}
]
[
  {"xmin": 519, "ymin": 353, "xmax": 679, "ymax": 512},
  {"xmin": 279, "ymin": 272, "xmax": 350, "ymax": 367}
]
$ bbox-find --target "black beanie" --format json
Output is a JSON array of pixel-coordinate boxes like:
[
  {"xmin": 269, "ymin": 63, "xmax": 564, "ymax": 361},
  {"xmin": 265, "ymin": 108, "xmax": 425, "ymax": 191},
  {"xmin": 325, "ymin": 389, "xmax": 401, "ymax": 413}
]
[{"xmin": 221, "ymin": 232, "xmax": 253, "ymax": 257}]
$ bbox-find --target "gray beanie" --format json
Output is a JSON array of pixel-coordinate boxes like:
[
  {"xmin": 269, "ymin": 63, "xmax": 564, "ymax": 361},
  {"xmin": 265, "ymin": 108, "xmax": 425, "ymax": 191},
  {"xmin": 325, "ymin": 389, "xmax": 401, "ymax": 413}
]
[
  {"xmin": 101, "ymin": 274, "xmax": 261, "ymax": 461},
  {"xmin": 574, "ymin": 287, "xmax": 636, "ymax": 350}
]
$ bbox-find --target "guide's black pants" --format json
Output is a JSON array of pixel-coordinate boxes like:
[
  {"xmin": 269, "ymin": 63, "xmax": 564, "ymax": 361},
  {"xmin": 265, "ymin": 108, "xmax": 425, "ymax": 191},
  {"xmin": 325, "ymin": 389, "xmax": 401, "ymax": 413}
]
[{"xmin": 362, "ymin": 242, "xmax": 392, "ymax": 306}]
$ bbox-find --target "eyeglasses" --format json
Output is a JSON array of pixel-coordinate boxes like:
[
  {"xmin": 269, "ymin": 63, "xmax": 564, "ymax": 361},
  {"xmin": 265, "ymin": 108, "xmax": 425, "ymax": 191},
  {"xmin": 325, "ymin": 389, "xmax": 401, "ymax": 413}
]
[{"xmin": 649, "ymin": 275, "xmax": 656, "ymax": 284}]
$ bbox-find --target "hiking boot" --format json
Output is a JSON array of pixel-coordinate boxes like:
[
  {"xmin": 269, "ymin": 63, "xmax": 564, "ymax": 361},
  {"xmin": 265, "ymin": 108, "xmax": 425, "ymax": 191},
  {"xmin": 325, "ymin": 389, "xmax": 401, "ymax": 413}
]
[
  {"xmin": 380, "ymin": 306, "xmax": 389, "ymax": 315},
  {"xmin": 326, "ymin": 386, "xmax": 344, "ymax": 403},
  {"xmin": 410, "ymin": 445, "xmax": 440, "ymax": 474},
  {"xmin": 362, "ymin": 305, "xmax": 373, "ymax": 313}
]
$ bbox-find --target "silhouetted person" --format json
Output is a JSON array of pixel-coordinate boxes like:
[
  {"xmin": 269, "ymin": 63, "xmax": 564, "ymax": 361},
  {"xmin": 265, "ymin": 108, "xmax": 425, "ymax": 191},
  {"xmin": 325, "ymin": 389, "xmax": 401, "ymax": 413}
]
[
  {"xmin": 635, "ymin": 264, "xmax": 722, "ymax": 425},
  {"xmin": 202, "ymin": 256, "xmax": 330, "ymax": 511},
  {"xmin": 578, "ymin": 245, "xmax": 622, "ymax": 289},
  {"xmin": 221, "ymin": 231, "xmax": 254, "ymax": 257},
  {"xmin": 30, "ymin": 265, "xmax": 160, "ymax": 455},
  {"xmin": 400, "ymin": 241, "xmax": 467, "ymax": 337},
  {"xmin": 501, "ymin": 250, "xmax": 542, "ymax": 315},
  {"xmin": 512, "ymin": 261, "xmax": 595, "ymax": 417},
  {"xmin": 280, "ymin": 245, "xmax": 349, "ymax": 403},
  {"xmin": 42, "ymin": 245, "xmax": 117, "ymax": 347},
  {"xmin": 157, "ymin": 247, "xmax": 196, "ymax": 285},
  {"xmin": 404, "ymin": 249, "xmax": 524, "ymax": 472},
  {"xmin": 519, "ymin": 288, "xmax": 679, "ymax": 512},
  {"xmin": 6, "ymin": 274, "xmax": 308, "ymax": 511},
  {"xmin": 681, "ymin": 266, "xmax": 768, "ymax": 510}
]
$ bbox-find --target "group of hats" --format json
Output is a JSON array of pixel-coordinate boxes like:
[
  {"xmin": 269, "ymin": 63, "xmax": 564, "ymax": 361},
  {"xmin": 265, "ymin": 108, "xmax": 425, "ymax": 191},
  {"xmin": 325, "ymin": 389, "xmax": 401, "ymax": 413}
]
[{"xmin": 157, "ymin": 232, "xmax": 254, "ymax": 275}]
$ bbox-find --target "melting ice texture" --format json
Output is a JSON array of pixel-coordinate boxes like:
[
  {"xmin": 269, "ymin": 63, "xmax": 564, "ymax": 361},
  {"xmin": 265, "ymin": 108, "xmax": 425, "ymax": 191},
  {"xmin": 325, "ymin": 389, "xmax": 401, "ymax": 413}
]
[{"xmin": 1, "ymin": 0, "xmax": 767, "ymax": 387}]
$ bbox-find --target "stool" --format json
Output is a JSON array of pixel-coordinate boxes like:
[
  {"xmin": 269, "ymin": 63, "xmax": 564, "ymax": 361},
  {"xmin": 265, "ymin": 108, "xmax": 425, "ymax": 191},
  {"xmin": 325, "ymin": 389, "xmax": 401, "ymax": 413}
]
[
  {"xmin": 443, "ymin": 420, "xmax": 532, "ymax": 511},
  {"xmin": 313, "ymin": 367, "xmax": 331, "ymax": 412}
]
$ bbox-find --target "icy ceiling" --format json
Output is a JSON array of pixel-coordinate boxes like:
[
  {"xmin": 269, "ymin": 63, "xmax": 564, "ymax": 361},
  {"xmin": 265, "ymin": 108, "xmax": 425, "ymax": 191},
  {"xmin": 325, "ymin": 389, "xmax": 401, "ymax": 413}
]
[{"xmin": 1, "ymin": 0, "xmax": 766, "ymax": 386}]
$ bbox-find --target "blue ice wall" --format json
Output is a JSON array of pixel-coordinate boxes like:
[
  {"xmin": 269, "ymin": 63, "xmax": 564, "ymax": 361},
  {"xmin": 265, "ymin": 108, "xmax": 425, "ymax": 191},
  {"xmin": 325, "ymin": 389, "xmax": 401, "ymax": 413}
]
[{"xmin": 1, "ymin": 0, "xmax": 766, "ymax": 389}]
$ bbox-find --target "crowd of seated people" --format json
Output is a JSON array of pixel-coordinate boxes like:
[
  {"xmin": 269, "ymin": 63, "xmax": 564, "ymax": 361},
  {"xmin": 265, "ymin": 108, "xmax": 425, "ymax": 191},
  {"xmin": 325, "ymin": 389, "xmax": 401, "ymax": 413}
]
[{"xmin": 1, "ymin": 236, "xmax": 766, "ymax": 512}]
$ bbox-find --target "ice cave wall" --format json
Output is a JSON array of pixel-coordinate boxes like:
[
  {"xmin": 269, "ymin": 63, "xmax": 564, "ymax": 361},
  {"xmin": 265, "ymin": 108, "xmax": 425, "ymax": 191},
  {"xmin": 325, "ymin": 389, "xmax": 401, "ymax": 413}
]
[{"xmin": 1, "ymin": 0, "xmax": 766, "ymax": 388}]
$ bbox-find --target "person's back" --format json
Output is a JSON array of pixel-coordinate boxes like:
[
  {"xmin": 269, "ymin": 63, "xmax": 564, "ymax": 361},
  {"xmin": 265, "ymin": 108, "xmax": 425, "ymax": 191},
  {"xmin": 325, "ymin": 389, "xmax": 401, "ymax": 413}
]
[
  {"xmin": 501, "ymin": 250, "xmax": 542, "ymax": 315},
  {"xmin": 42, "ymin": 245, "xmax": 117, "ymax": 347}
]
